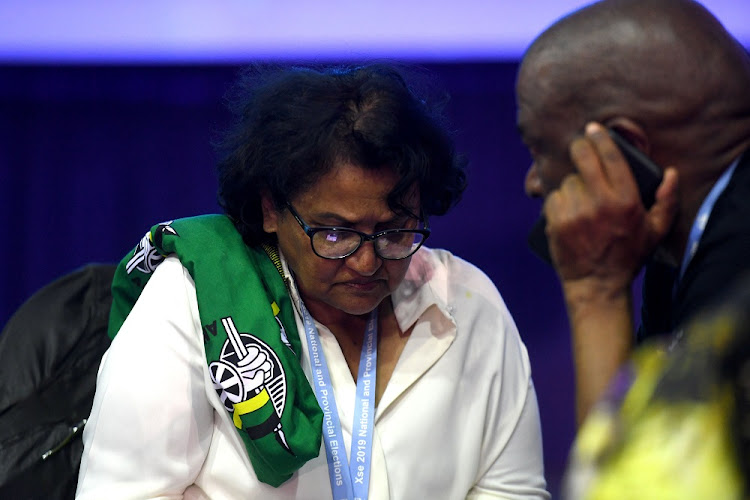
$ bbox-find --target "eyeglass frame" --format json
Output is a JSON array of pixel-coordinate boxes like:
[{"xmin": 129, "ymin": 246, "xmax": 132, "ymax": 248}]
[{"xmin": 285, "ymin": 202, "xmax": 431, "ymax": 260}]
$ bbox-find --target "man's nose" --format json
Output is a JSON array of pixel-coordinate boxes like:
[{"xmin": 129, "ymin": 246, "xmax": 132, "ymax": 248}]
[{"xmin": 524, "ymin": 163, "xmax": 544, "ymax": 198}]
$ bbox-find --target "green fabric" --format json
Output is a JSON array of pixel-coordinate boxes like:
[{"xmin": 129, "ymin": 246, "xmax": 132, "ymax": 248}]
[{"xmin": 108, "ymin": 214, "xmax": 322, "ymax": 487}]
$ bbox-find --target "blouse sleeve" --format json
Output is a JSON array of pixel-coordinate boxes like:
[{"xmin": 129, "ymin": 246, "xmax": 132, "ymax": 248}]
[
  {"xmin": 76, "ymin": 256, "xmax": 213, "ymax": 499},
  {"xmin": 467, "ymin": 287, "xmax": 550, "ymax": 500},
  {"xmin": 468, "ymin": 379, "xmax": 550, "ymax": 499}
]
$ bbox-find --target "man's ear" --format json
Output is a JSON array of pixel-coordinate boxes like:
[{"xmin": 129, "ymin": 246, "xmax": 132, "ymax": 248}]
[
  {"xmin": 605, "ymin": 117, "xmax": 651, "ymax": 156},
  {"xmin": 260, "ymin": 191, "xmax": 280, "ymax": 234}
]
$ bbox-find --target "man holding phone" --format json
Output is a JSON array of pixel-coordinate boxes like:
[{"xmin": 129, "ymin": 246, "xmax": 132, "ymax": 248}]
[{"xmin": 516, "ymin": 0, "xmax": 750, "ymax": 426}]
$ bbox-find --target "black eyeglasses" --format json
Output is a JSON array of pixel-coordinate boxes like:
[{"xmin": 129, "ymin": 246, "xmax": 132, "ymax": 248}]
[{"xmin": 286, "ymin": 203, "xmax": 430, "ymax": 260}]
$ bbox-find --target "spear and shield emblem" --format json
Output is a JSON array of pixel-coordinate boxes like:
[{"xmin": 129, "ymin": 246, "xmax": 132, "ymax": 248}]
[{"xmin": 209, "ymin": 316, "xmax": 292, "ymax": 452}]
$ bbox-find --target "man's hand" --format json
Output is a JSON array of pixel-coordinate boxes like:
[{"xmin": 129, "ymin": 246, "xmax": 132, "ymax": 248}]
[
  {"xmin": 543, "ymin": 122, "xmax": 679, "ymax": 425},
  {"xmin": 544, "ymin": 122, "xmax": 678, "ymax": 295}
]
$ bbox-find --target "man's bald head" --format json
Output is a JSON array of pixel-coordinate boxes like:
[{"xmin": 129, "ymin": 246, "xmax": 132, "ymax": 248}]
[{"xmin": 517, "ymin": 0, "xmax": 750, "ymax": 168}]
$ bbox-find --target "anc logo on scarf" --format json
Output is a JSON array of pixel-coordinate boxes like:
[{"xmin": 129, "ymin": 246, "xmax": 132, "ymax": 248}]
[
  {"xmin": 108, "ymin": 215, "xmax": 323, "ymax": 487},
  {"xmin": 125, "ymin": 222, "xmax": 177, "ymax": 275},
  {"xmin": 209, "ymin": 315, "xmax": 293, "ymax": 452}
]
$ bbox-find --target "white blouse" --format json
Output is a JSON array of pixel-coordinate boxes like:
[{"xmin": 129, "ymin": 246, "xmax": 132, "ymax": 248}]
[{"xmin": 76, "ymin": 246, "xmax": 549, "ymax": 499}]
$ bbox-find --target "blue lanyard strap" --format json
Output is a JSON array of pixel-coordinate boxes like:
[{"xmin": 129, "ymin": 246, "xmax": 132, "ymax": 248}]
[
  {"xmin": 300, "ymin": 303, "xmax": 378, "ymax": 500},
  {"xmin": 676, "ymin": 157, "xmax": 740, "ymax": 290}
]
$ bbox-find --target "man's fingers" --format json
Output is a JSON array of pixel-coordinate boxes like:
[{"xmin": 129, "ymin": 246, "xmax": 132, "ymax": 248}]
[
  {"xmin": 569, "ymin": 134, "xmax": 610, "ymax": 196},
  {"xmin": 544, "ymin": 172, "xmax": 587, "ymax": 224},
  {"xmin": 583, "ymin": 122, "xmax": 639, "ymax": 198},
  {"xmin": 646, "ymin": 167, "xmax": 679, "ymax": 243}
]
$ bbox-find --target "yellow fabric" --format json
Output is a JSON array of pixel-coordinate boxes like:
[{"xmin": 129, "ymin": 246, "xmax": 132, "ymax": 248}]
[
  {"xmin": 233, "ymin": 388, "xmax": 272, "ymax": 429},
  {"xmin": 565, "ymin": 305, "xmax": 747, "ymax": 500}
]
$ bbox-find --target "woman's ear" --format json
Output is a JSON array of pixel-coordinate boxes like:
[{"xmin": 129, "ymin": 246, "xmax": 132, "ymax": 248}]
[{"xmin": 260, "ymin": 191, "xmax": 280, "ymax": 234}]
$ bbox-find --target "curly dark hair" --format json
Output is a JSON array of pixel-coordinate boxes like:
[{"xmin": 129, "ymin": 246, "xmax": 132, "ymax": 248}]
[{"xmin": 214, "ymin": 63, "xmax": 468, "ymax": 246}]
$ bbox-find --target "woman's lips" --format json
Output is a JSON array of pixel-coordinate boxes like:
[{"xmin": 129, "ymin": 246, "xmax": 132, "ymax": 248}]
[{"xmin": 342, "ymin": 280, "xmax": 380, "ymax": 291}]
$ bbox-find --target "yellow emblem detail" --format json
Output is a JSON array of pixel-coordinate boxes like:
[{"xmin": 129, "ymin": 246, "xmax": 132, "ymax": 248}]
[{"xmin": 233, "ymin": 387, "xmax": 271, "ymax": 428}]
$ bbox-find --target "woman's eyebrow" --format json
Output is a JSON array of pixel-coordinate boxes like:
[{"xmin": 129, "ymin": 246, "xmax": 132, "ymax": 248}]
[
  {"xmin": 305, "ymin": 210, "xmax": 361, "ymax": 227},
  {"xmin": 310, "ymin": 210, "xmax": 407, "ymax": 227}
]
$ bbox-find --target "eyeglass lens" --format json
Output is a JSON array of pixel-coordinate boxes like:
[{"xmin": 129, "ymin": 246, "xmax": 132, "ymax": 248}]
[{"xmin": 311, "ymin": 229, "xmax": 424, "ymax": 259}]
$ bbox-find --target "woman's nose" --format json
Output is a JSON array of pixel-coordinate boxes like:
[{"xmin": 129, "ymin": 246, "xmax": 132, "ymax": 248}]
[{"xmin": 345, "ymin": 241, "xmax": 381, "ymax": 276}]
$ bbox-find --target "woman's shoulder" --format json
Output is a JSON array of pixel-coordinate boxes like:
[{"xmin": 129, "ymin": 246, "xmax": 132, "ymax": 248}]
[{"xmin": 415, "ymin": 246, "xmax": 500, "ymax": 295}]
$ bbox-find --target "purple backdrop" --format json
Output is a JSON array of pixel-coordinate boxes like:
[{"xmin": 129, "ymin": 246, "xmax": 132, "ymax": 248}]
[{"xmin": 0, "ymin": 63, "xmax": 575, "ymax": 496}]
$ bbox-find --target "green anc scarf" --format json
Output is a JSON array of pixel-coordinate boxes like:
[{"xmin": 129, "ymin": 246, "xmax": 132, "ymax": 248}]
[{"xmin": 108, "ymin": 214, "xmax": 323, "ymax": 487}]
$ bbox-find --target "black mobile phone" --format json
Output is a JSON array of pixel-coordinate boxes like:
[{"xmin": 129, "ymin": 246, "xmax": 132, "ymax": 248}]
[{"xmin": 527, "ymin": 128, "xmax": 664, "ymax": 264}]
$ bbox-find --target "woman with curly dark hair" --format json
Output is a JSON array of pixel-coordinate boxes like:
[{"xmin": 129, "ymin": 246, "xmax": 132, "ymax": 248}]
[{"xmin": 76, "ymin": 64, "xmax": 548, "ymax": 499}]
